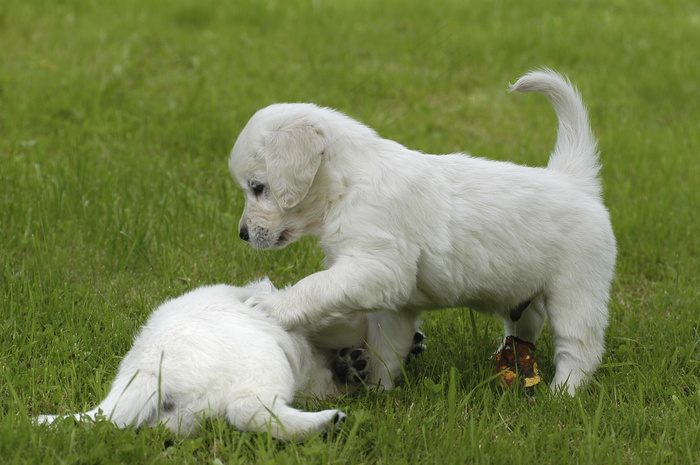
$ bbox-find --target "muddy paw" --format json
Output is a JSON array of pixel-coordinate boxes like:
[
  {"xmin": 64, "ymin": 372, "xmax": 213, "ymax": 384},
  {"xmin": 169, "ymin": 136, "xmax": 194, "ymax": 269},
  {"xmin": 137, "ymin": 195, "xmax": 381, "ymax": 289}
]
[{"xmin": 332, "ymin": 347, "xmax": 369, "ymax": 383}]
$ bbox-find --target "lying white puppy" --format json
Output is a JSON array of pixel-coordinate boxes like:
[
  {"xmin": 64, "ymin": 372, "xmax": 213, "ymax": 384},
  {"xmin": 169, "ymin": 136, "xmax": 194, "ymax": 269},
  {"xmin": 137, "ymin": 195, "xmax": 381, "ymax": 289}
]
[
  {"xmin": 228, "ymin": 70, "xmax": 617, "ymax": 395},
  {"xmin": 36, "ymin": 279, "xmax": 359, "ymax": 441}
]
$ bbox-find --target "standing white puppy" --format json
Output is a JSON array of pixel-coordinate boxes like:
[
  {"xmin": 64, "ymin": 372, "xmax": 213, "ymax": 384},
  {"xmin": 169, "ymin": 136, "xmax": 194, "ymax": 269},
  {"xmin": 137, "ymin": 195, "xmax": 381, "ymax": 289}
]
[
  {"xmin": 36, "ymin": 280, "xmax": 351, "ymax": 441},
  {"xmin": 228, "ymin": 70, "xmax": 616, "ymax": 395}
]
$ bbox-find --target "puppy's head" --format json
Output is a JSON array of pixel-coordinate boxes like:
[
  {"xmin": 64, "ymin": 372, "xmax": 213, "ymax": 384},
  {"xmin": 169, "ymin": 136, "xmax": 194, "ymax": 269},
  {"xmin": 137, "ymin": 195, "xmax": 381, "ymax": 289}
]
[{"xmin": 229, "ymin": 104, "xmax": 328, "ymax": 250}]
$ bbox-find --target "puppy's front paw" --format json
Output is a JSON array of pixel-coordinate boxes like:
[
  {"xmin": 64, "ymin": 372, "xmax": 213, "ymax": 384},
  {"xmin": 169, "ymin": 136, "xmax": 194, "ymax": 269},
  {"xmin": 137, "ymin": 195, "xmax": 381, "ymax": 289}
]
[
  {"xmin": 245, "ymin": 293, "xmax": 290, "ymax": 324},
  {"xmin": 322, "ymin": 410, "xmax": 347, "ymax": 439},
  {"xmin": 332, "ymin": 347, "xmax": 369, "ymax": 384},
  {"xmin": 407, "ymin": 330, "xmax": 427, "ymax": 362},
  {"xmin": 332, "ymin": 411, "xmax": 347, "ymax": 427},
  {"xmin": 244, "ymin": 293, "xmax": 265, "ymax": 310},
  {"xmin": 245, "ymin": 292, "xmax": 304, "ymax": 330}
]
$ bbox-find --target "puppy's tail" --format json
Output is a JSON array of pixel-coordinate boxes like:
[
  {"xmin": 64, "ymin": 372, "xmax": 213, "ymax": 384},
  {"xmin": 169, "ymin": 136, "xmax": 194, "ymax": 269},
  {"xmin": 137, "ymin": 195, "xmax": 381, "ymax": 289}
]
[
  {"xmin": 510, "ymin": 69, "xmax": 602, "ymax": 199},
  {"xmin": 36, "ymin": 369, "xmax": 160, "ymax": 429}
]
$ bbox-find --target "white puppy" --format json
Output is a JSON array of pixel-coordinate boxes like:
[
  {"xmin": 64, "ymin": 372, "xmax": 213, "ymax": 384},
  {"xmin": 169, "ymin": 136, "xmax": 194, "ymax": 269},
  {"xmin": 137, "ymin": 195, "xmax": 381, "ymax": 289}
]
[
  {"xmin": 36, "ymin": 279, "xmax": 352, "ymax": 441},
  {"xmin": 228, "ymin": 70, "xmax": 617, "ymax": 395}
]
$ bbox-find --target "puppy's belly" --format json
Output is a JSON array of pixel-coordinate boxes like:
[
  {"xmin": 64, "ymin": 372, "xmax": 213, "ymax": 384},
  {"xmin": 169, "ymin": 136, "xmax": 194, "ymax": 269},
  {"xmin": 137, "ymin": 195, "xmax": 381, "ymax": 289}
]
[{"xmin": 407, "ymin": 288, "xmax": 515, "ymax": 319}]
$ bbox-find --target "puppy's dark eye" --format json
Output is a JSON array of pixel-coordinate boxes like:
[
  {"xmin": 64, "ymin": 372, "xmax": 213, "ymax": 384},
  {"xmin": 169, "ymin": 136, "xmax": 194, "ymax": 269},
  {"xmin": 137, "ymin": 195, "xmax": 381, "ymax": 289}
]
[{"xmin": 250, "ymin": 182, "xmax": 265, "ymax": 196}]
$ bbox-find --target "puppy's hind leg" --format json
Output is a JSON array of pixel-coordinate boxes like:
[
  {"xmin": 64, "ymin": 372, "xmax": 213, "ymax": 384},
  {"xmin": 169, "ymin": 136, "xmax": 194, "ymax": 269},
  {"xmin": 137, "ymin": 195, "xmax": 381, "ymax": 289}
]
[
  {"xmin": 36, "ymin": 368, "xmax": 161, "ymax": 429},
  {"xmin": 546, "ymin": 286, "xmax": 609, "ymax": 396},
  {"xmin": 226, "ymin": 398, "xmax": 345, "ymax": 441}
]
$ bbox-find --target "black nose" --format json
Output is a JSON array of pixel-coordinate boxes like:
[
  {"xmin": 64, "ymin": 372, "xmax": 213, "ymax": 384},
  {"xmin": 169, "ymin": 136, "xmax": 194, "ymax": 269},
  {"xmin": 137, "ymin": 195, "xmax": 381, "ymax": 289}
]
[{"xmin": 239, "ymin": 226, "xmax": 250, "ymax": 242}]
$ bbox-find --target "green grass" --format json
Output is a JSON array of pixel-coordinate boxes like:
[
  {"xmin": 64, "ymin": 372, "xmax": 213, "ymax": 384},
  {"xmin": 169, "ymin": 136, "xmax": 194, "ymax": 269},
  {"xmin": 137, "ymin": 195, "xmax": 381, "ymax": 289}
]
[{"xmin": 1, "ymin": 0, "xmax": 698, "ymax": 463}]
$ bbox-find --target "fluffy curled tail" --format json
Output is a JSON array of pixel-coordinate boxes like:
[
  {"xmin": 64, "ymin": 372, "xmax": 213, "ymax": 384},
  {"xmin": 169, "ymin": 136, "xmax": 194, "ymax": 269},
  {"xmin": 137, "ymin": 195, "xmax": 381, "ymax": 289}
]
[{"xmin": 510, "ymin": 69, "xmax": 602, "ymax": 199}]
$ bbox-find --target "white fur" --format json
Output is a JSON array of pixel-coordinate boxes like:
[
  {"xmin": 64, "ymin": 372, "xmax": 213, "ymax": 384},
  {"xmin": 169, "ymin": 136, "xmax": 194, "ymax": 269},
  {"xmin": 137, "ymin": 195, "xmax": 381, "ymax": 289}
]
[
  {"xmin": 228, "ymin": 70, "xmax": 617, "ymax": 395},
  {"xmin": 36, "ymin": 279, "xmax": 346, "ymax": 441}
]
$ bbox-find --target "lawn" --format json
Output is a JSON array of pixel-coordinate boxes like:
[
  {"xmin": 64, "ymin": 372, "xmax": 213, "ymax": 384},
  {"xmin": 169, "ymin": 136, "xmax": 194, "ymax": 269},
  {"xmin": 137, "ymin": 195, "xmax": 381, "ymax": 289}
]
[{"xmin": 1, "ymin": 0, "xmax": 698, "ymax": 463}]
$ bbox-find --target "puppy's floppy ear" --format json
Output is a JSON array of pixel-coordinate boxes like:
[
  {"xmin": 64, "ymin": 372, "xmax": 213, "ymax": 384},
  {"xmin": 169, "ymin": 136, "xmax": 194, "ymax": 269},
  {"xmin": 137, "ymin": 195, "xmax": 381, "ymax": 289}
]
[{"xmin": 264, "ymin": 122, "xmax": 325, "ymax": 209}]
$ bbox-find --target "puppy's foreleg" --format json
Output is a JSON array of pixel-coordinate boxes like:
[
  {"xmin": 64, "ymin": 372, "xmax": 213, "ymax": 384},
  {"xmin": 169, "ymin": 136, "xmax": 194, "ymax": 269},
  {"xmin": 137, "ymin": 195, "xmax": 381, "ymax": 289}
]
[{"xmin": 249, "ymin": 254, "xmax": 418, "ymax": 330}]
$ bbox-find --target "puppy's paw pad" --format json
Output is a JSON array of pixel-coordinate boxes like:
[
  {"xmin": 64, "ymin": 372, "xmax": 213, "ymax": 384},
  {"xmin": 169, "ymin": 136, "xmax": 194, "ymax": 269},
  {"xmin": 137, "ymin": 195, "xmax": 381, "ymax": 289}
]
[
  {"xmin": 409, "ymin": 330, "xmax": 427, "ymax": 359},
  {"xmin": 332, "ymin": 347, "xmax": 369, "ymax": 383}
]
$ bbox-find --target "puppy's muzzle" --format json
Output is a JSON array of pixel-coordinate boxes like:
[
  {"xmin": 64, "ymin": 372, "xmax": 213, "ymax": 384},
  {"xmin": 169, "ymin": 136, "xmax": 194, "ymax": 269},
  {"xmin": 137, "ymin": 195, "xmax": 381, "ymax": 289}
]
[{"xmin": 238, "ymin": 224, "xmax": 289, "ymax": 249}]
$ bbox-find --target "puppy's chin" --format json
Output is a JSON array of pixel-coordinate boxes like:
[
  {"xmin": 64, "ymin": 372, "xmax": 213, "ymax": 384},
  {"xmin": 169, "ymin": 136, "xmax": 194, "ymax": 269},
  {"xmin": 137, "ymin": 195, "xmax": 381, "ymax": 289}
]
[
  {"xmin": 249, "ymin": 230, "xmax": 294, "ymax": 250},
  {"xmin": 272, "ymin": 233, "xmax": 292, "ymax": 249}
]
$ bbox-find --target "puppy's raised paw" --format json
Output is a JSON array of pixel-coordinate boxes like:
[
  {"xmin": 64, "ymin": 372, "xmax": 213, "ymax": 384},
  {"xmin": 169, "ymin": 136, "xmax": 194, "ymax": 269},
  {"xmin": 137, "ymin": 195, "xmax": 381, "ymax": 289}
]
[
  {"xmin": 332, "ymin": 347, "xmax": 369, "ymax": 384},
  {"xmin": 244, "ymin": 293, "xmax": 299, "ymax": 329}
]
